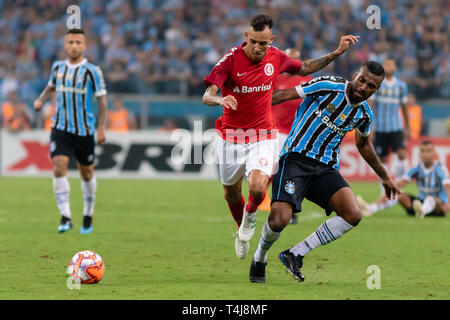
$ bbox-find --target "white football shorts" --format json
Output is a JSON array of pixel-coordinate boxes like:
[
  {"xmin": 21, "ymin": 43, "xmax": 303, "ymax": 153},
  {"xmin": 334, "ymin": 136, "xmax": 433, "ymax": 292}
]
[{"xmin": 216, "ymin": 138, "xmax": 278, "ymax": 186}]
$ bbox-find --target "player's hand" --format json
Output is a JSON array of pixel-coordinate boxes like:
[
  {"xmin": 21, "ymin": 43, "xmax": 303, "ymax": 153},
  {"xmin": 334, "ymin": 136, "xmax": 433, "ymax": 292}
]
[
  {"xmin": 335, "ymin": 35, "xmax": 359, "ymax": 55},
  {"xmin": 220, "ymin": 95, "xmax": 238, "ymax": 111},
  {"xmin": 382, "ymin": 178, "xmax": 401, "ymax": 200},
  {"xmin": 97, "ymin": 126, "xmax": 106, "ymax": 145},
  {"xmin": 33, "ymin": 98, "xmax": 43, "ymax": 112}
]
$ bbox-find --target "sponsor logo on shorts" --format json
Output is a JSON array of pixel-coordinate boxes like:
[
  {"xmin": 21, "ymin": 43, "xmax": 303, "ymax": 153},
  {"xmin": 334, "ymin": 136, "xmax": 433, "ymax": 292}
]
[
  {"xmin": 50, "ymin": 141, "xmax": 56, "ymax": 153},
  {"xmin": 87, "ymin": 154, "xmax": 94, "ymax": 162},
  {"xmin": 285, "ymin": 180, "xmax": 295, "ymax": 195}
]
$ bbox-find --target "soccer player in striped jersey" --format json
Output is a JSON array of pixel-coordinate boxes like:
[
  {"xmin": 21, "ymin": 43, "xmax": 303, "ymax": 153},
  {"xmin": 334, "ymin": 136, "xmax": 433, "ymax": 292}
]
[
  {"xmin": 357, "ymin": 59, "xmax": 411, "ymax": 215},
  {"xmin": 249, "ymin": 61, "xmax": 400, "ymax": 283},
  {"xmin": 33, "ymin": 29, "xmax": 107, "ymax": 234},
  {"xmin": 396, "ymin": 140, "xmax": 450, "ymax": 218}
]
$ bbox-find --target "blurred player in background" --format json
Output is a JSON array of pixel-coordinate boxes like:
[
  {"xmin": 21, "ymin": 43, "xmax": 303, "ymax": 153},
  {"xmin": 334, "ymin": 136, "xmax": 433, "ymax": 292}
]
[
  {"xmin": 33, "ymin": 29, "xmax": 107, "ymax": 234},
  {"xmin": 396, "ymin": 140, "xmax": 450, "ymax": 218},
  {"xmin": 356, "ymin": 58, "xmax": 410, "ymax": 216},
  {"xmin": 203, "ymin": 14, "xmax": 359, "ymax": 260},
  {"xmin": 249, "ymin": 62, "xmax": 400, "ymax": 283},
  {"xmin": 258, "ymin": 48, "xmax": 313, "ymax": 226}
]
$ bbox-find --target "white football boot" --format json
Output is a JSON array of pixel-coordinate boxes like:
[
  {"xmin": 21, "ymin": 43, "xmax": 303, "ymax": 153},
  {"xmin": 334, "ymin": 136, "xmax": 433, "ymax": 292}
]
[
  {"xmin": 239, "ymin": 208, "xmax": 257, "ymax": 241},
  {"xmin": 356, "ymin": 195, "xmax": 373, "ymax": 217},
  {"xmin": 233, "ymin": 232, "xmax": 249, "ymax": 259},
  {"xmin": 413, "ymin": 200, "xmax": 425, "ymax": 218}
]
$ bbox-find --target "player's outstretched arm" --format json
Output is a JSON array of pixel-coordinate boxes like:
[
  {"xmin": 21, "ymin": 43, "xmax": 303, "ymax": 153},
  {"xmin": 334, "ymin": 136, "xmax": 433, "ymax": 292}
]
[
  {"xmin": 96, "ymin": 95, "xmax": 107, "ymax": 145},
  {"xmin": 202, "ymin": 84, "xmax": 237, "ymax": 110},
  {"xmin": 272, "ymin": 88, "xmax": 300, "ymax": 105},
  {"xmin": 297, "ymin": 35, "xmax": 359, "ymax": 76},
  {"xmin": 355, "ymin": 129, "xmax": 401, "ymax": 200},
  {"xmin": 33, "ymin": 85, "xmax": 55, "ymax": 112}
]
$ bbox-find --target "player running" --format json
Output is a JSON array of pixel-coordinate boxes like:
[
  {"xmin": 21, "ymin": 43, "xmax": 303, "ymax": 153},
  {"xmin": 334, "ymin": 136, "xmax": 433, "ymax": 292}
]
[
  {"xmin": 203, "ymin": 14, "xmax": 359, "ymax": 259},
  {"xmin": 33, "ymin": 29, "xmax": 107, "ymax": 234},
  {"xmin": 248, "ymin": 61, "xmax": 400, "ymax": 283},
  {"xmin": 393, "ymin": 140, "xmax": 449, "ymax": 218},
  {"xmin": 356, "ymin": 58, "xmax": 410, "ymax": 216},
  {"xmin": 258, "ymin": 48, "xmax": 313, "ymax": 226}
]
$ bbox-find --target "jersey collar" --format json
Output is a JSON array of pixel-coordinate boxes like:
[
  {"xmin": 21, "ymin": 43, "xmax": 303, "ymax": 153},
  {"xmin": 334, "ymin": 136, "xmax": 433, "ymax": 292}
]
[{"xmin": 65, "ymin": 58, "xmax": 87, "ymax": 68}]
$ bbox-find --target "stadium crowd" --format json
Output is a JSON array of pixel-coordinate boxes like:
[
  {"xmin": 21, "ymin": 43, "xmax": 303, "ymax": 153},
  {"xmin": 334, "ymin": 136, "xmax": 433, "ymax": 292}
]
[{"xmin": 0, "ymin": 0, "xmax": 449, "ymax": 130}]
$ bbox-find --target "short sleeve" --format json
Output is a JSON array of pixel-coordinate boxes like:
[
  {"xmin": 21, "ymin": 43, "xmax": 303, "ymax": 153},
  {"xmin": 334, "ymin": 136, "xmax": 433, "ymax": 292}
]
[
  {"xmin": 404, "ymin": 166, "xmax": 419, "ymax": 181},
  {"xmin": 401, "ymin": 81, "xmax": 408, "ymax": 104},
  {"xmin": 47, "ymin": 62, "xmax": 59, "ymax": 88},
  {"xmin": 278, "ymin": 49, "xmax": 302, "ymax": 74},
  {"xmin": 204, "ymin": 47, "xmax": 236, "ymax": 89},
  {"xmin": 437, "ymin": 164, "xmax": 450, "ymax": 185},
  {"xmin": 90, "ymin": 66, "xmax": 107, "ymax": 97},
  {"xmin": 295, "ymin": 76, "xmax": 345, "ymax": 98},
  {"xmin": 356, "ymin": 117, "xmax": 372, "ymax": 137}
]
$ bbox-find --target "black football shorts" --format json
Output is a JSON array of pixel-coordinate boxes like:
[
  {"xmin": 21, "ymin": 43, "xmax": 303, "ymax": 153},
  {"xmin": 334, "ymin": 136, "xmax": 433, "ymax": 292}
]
[
  {"xmin": 50, "ymin": 128, "xmax": 95, "ymax": 166},
  {"xmin": 272, "ymin": 152, "xmax": 350, "ymax": 215}
]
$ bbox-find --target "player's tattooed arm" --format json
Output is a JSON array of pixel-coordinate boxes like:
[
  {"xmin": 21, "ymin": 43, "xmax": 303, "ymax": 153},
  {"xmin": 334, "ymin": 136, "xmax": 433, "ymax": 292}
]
[
  {"xmin": 96, "ymin": 95, "xmax": 107, "ymax": 145},
  {"xmin": 355, "ymin": 130, "xmax": 401, "ymax": 199},
  {"xmin": 33, "ymin": 85, "xmax": 56, "ymax": 112},
  {"xmin": 297, "ymin": 35, "xmax": 359, "ymax": 76},
  {"xmin": 203, "ymin": 84, "xmax": 237, "ymax": 110},
  {"xmin": 272, "ymin": 88, "xmax": 299, "ymax": 105}
]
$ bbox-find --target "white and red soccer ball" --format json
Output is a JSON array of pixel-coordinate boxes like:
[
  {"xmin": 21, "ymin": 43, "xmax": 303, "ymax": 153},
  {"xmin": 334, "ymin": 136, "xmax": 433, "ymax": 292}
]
[{"xmin": 67, "ymin": 250, "xmax": 105, "ymax": 284}]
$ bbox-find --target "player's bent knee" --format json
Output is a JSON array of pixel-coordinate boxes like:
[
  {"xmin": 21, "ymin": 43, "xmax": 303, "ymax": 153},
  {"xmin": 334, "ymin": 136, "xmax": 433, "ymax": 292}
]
[
  {"xmin": 269, "ymin": 202, "xmax": 292, "ymax": 231},
  {"xmin": 339, "ymin": 208, "xmax": 362, "ymax": 227}
]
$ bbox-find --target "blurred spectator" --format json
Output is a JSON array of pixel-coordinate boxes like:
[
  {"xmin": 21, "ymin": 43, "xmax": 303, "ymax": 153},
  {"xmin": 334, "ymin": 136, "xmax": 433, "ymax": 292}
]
[
  {"xmin": 1, "ymin": 91, "xmax": 33, "ymax": 131},
  {"xmin": 158, "ymin": 118, "xmax": 179, "ymax": 133},
  {"xmin": 107, "ymin": 96, "xmax": 137, "ymax": 132},
  {"xmin": 405, "ymin": 94, "xmax": 423, "ymax": 140},
  {"xmin": 0, "ymin": 0, "xmax": 448, "ymax": 99}
]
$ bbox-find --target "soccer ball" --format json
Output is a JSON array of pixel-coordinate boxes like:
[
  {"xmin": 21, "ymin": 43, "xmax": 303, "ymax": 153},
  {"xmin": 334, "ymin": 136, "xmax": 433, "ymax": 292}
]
[{"xmin": 67, "ymin": 250, "xmax": 105, "ymax": 284}]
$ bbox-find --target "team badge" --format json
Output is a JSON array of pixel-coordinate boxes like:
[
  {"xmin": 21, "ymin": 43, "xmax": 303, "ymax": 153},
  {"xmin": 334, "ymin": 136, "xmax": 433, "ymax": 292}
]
[
  {"xmin": 259, "ymin": 157, "xmax": 268, "ymax": 167},
  {"xmin": 284, "ymin": 181, "xmax": 295, "ymax": 195},
  {"xmin": 50, "ymin": 141, "xmax": 56, "ymax": 153},
  {"xmin": 264, "ymin": 63, "xmax": 274, "ymax": 76},
  {"xmin": 326, "ymin": 103, "xmax": 335, "ymax": 113}
]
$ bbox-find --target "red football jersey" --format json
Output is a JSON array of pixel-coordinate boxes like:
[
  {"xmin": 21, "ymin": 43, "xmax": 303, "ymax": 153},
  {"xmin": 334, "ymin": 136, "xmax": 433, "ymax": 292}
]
[
  {"xmin": 272, "ymin": 73, "xmax": 312, "ymax": 134},
  {"xmin": 204, "ymin": 42, "xmax": 302, "ymax": 143}
]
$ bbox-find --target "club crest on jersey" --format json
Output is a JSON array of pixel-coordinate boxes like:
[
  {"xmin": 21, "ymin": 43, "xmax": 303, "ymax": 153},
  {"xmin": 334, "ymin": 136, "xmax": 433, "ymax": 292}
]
[
  {"xmin": 326, "ymin": 103, "xmax": 336, "ymax": 113},
  {"xmin": 285, "ymin": 181, "xmax": 295, "ymax": 195},
  {"xmin": 264, "ymin": 63, "xmax": 274, "ymax": 76}
]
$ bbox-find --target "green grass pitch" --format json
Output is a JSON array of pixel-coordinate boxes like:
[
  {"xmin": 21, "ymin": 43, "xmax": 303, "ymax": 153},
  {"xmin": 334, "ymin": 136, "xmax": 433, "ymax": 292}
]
[{"xmin": 0, "ymin": 177, "xmax": 449, "ymax": 300}]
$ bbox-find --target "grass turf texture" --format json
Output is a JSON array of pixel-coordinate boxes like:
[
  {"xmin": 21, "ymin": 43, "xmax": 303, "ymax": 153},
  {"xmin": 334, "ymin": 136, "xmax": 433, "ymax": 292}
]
[{"xmin": 0, "ymin": 177, "xmax": 449, "ymax": 300}]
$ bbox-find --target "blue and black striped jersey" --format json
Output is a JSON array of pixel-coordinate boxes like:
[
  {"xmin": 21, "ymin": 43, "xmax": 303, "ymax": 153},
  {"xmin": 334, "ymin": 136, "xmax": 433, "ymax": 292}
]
[
  {"xmin": 371, "ymin": 77, "xmax": 408, "ymax": 133},
  {"xmin": 279, "ymin": 76, "xmax": 373, "ymax": 170},
  {"xmin": 405, "ymin": 162, "xmax": 450, "ymax": 203},
  {"xmin": 48, "ymin": 59, "xmax": 107, "ymax": 136}
]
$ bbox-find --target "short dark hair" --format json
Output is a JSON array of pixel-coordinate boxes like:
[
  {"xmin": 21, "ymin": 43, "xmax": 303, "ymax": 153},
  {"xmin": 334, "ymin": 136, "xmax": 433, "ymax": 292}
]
[
  {"xmin": 421, "ymin": 140, "xmax": 434, "ymax": 147},
  {"xmin": 363, "ymin": 61, "xmax": 385, "ymax": 77},
  {"xmin": 250, "ymin": 14, "xmax": 273, "ymax": 31},
  {"xmin": 66, "ymin": 28, "xmax": 85, "ymax": 35}
]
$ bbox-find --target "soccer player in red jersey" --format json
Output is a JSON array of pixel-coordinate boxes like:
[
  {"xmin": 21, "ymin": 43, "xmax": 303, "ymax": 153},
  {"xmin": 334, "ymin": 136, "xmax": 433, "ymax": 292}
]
[
  {"xmin": 258, "ymin": 48, "xmax": 313, "ymax": 221},
  {"xmin": 203, "ymin": 14, "xmax": 359, "ymax": 259}
]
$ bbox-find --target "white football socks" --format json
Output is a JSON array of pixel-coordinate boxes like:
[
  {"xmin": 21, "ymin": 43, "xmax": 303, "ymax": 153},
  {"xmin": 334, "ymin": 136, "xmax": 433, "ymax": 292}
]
[
  {"xmin": 422, "ymin": 196, "xmax": 436, "ymax": 215},
  {"xmin": 81, "ymin": 177, "xmax": 97, "ymax": 217},
  {"xmin": 253, "ymin": 221, "xmax": 281, "ymax": 262},
  {"xmin": 53, "ymin": 176, "xmax": 71, "ymax": 219},
  {"xmin": 289, "ymin": 216, "xmax": 353, "ymax": 257}
]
